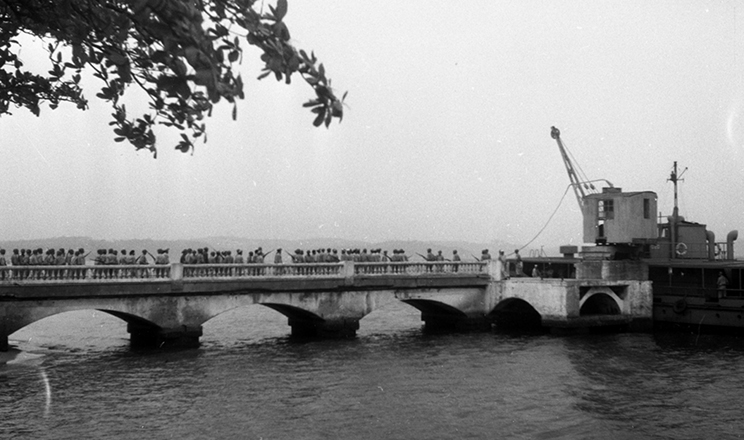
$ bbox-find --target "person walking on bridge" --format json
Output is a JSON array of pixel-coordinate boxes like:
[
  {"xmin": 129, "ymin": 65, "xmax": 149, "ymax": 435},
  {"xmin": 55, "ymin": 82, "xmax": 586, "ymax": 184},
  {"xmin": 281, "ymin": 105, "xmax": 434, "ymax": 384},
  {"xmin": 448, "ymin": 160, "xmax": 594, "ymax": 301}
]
[
  {"xmin": 137, "ymin": 250, "xmax": 150, "ymax": 278},
  {"xmin": 435, "ymin": 250, "xmax": 445, "ymax": 272},
  {"xmin": 481, "ymin": 249, "xmax": 492, "ymax": 261},
  {"xmin": 452, "ymin": 250, "xmax": 461, "ymax": 272},
  {"xmin": 498, "ymin": 250, "xmax": 509, "ymax": 279},
  {"xmin": 0, "ymin": 249, "xmax": 6, "ymax": 281},
  {"xmin": 514, "ymin": 249, "xmax": 524, "ymax": 277}
]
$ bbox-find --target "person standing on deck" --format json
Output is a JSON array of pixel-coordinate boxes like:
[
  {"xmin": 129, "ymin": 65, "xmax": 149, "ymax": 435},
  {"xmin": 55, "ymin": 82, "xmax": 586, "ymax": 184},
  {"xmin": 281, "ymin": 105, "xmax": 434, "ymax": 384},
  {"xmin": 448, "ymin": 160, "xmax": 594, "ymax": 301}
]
[
  {"xmin": 531, "ymin": 265, "xmax": 542, "ymax": 278},
  {"xmin": 717, "ymin": 271, "xmax": 729, "ymax": 299}
]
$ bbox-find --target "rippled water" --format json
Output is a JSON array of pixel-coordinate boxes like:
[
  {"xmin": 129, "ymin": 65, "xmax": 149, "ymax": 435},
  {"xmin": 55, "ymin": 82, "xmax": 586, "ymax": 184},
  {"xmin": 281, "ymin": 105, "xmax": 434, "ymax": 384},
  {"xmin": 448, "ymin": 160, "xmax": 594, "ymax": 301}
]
[{"xmin": 3, "ymin": 303, "xmax": 744, "ymax": 439}]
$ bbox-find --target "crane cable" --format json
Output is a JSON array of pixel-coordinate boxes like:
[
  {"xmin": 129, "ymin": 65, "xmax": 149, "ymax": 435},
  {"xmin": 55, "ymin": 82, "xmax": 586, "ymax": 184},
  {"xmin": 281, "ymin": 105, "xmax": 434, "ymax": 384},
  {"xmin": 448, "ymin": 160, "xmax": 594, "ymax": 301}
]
[{"xmin": 512, "ymin": 183, "xmax": 572, "ymax": 256}]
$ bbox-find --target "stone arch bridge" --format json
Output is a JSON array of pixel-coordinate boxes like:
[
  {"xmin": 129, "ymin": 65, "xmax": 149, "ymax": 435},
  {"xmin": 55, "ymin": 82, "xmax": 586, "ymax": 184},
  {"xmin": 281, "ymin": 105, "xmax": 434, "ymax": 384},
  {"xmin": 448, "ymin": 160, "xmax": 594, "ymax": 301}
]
[{"xmin": 0, "ymin": 260, "xmax": 652, "ymax": 350}]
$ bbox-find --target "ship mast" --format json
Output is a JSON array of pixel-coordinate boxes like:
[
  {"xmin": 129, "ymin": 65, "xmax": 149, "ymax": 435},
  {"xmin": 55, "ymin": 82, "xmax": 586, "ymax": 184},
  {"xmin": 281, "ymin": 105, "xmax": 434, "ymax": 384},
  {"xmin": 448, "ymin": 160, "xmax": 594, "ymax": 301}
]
[{"xmin": 667, "ymin": 161, "xmax": 687, "ymax": 258}]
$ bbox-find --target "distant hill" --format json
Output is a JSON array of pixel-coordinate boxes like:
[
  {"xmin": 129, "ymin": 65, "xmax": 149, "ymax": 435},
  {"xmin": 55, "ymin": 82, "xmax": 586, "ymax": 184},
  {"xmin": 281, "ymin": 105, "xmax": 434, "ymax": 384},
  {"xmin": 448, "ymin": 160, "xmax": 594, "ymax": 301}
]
[{"xmin": 0, "ymin": 236, "xmax": 540, "ymax": 262}]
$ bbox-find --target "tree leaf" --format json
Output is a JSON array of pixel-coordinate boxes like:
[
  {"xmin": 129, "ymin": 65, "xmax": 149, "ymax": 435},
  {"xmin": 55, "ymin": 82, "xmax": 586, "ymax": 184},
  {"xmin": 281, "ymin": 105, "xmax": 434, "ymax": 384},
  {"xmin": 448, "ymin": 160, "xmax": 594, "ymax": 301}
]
[
  {"xmin": 313, "ymin": 111, "xmax": 324, "ymax": 127},
  {"xmin": 275, "ymin": 0, "xmax": 288, "ymax": 21}
]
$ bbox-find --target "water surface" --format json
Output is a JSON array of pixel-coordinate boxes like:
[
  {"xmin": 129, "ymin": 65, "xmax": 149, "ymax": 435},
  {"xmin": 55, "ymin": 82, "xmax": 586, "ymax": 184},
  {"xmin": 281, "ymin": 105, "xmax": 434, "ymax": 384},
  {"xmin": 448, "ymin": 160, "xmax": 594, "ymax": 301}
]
[{"xmin": 3, "ymin": 303, "xmax": 744, "ymax": 439}]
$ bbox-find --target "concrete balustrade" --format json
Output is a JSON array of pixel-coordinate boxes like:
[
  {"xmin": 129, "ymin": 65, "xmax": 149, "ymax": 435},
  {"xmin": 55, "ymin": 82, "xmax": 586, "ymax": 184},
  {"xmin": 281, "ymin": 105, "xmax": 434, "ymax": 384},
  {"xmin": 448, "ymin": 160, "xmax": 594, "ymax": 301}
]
[
  {"xmin": 0, "ymin": 261, "xmax": 488, "ymax": 284},
  {"xmin": 0, "ymin": 264, "xmax": 172, "ymax": 282},
  {"xmin": 353, "ymin": 261, "xmax": 486, "ymax": 275}
]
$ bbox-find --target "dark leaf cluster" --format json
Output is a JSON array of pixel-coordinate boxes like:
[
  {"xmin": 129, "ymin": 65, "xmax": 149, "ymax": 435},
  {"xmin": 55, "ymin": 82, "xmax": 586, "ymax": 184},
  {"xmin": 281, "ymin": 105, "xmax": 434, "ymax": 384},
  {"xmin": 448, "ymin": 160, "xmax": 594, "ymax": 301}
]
[{"xmin": 0, "ymin": 0, "xmax": 346, "ymax": 156}]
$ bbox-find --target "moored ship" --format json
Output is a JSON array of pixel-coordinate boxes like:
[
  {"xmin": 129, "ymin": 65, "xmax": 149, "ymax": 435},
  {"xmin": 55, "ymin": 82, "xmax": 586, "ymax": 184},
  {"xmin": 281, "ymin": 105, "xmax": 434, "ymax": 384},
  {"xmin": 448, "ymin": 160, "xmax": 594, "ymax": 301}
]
[
  {"xmin": 517, "ymin": 127, "xmax": 741, "ymax": 331},
  {"xmin": 644, "ymin": 163, "xmax": 741, "ymax": 329}
]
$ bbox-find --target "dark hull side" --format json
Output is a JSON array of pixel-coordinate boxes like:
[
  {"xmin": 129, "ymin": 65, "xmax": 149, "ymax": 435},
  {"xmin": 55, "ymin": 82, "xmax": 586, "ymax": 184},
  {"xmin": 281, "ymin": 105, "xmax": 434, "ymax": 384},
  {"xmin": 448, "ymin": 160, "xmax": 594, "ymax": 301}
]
[
  {"xmin": 648, "ymin": 258, "xmax": 744, "ymax": 330},
  {"xmin": 654, "ymin": 295, "xmax": 744, "ymax": 330}
]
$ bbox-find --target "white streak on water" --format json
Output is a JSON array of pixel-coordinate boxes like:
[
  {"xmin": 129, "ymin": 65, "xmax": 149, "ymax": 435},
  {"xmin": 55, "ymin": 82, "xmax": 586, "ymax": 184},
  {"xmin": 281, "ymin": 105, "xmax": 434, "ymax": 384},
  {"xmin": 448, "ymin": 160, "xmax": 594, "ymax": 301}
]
[{"xmin": 40, "ymin": 369, "xmax": 51, "ymax": 417}]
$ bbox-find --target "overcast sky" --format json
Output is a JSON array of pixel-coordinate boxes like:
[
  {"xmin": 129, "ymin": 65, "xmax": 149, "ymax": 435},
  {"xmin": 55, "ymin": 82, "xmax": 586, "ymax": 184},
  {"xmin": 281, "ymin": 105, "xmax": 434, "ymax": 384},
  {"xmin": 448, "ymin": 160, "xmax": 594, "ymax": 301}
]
[{"xmin": 1, "ymin": 1, "xmax": 743, "ymax": 249}]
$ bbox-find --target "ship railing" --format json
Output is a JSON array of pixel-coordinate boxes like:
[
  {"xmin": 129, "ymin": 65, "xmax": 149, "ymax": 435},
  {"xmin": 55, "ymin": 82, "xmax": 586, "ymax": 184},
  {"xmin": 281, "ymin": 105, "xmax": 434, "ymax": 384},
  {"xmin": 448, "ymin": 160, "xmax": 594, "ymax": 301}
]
[
  {"xmin": 654, "ymin": 285, "xmax": 744, "ymax": 299},
  {"xmin": 713, "ymin": 242, "xmax": 731, "ymax": 260},
  {"xmin": 651, "ymin": 241, "xmax": 730, "ymax": 260},
  {"xmin": 720, "ymin": 288, "xmax": 744, "ymax": 299}
]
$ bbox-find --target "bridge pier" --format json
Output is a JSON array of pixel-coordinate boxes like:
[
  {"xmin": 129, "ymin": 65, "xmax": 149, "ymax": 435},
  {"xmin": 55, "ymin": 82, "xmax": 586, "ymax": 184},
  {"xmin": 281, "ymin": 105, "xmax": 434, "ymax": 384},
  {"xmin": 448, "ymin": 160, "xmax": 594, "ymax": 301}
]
[
  {"xmin": 289, "ymin": 318, "xmax": 360, "ymax": 339},
  {"xmin": 422, "ymin": 314, "xmax": 493, "ymax": 333},
  {"xmin": 128, "ymin": 323, "xmax": 203, "ymax": 349}
]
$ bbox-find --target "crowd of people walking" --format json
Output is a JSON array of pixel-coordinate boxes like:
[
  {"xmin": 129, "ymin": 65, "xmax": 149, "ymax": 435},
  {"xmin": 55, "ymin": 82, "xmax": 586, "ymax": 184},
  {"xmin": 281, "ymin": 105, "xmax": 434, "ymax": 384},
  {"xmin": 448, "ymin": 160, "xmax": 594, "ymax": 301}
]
[{"xmin": 0, "ymin": 245, "xmax": 503, "ymax": 281}]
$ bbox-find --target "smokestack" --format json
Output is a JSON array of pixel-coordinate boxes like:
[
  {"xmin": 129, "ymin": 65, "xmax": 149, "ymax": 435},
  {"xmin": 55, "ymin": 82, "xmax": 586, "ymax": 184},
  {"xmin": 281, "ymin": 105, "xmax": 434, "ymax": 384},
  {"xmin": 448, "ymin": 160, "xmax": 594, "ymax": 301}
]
[
  {"xmin": 727, "ymin": 230, "xmax": 738, "ymax": 260},
  {"xmin": 706, "ymin": 230, "xmax": 716, "ymax": 260}
]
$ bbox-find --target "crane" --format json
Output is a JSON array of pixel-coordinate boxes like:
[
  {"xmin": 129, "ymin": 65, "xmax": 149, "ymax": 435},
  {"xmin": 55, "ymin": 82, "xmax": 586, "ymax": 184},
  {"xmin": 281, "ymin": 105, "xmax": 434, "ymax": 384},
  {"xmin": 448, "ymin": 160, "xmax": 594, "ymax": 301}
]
[{"xmin": 550, "ymin": 126, "xmax": 612, "ymax": 213}]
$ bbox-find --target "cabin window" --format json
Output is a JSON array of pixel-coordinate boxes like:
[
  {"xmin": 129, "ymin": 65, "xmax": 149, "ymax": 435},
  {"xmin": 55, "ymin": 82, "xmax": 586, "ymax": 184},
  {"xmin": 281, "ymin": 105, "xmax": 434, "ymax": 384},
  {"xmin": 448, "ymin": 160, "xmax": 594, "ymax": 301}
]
[
  {"xmin": 643, "ymin": 198, "xmax": 650, "ymax": 219},
  {"xmin": 598, "ymin": 199, "xmax": 614, "ymax": 220}
]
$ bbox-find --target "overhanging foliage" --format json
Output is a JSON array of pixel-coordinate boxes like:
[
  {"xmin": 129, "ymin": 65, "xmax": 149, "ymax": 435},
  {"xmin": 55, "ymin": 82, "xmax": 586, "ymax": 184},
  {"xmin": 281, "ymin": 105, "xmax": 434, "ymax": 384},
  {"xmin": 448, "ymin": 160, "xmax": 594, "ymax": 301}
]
[{"xmin": 0, "ymin": 0, "xmax": 345, "ymax": 156}]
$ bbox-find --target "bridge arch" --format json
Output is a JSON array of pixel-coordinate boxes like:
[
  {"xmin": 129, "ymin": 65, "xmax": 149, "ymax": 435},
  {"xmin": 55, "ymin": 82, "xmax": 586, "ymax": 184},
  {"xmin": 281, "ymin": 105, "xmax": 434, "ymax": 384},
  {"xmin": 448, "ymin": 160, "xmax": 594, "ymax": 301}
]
[
  {"xmin": 399, "ymin": 299, "xmax": 467, "ymax": 319},
  {"xmin": 489, "ymin": 298, "xmax": 543, "ymax": 329},
  {"xmin": 5, "ymin": 305, "xmax": 160, "ymax": 338},
  {"xmin": 261, "ymin": 303, "xmax": 325, "ymax": 323},
  {"xmin": 399, "ymin": 298, "xmax": 481, "ymax": 332},
  {"xmin": 7, "ymin": 309, "xmax": 147, "ymax": 350},
  {"xmin": 579, "ymin": 287, "xmax": 623, "ymax": 316}
]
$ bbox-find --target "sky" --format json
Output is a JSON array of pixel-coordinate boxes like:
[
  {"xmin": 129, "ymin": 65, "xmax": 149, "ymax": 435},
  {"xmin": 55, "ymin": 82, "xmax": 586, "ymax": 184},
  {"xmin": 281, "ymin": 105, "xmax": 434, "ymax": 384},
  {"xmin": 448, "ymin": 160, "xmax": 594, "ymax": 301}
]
[{"xmin": 1, "ymin": 1, "xmax": 743, "ymax": 249}]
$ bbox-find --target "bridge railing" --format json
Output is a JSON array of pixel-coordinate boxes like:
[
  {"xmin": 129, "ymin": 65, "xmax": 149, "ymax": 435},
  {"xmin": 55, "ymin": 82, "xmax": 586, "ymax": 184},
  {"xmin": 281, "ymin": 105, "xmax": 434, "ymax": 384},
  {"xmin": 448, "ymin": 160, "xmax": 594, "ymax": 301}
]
[
  {"xmin": 181, "ymin": 263, "xmax": 344, "ymax": 279},
  {"xmin": 0, "ymin": 261, "xmax": 494, "ymax": 284},
  {"xmin": 0, "ymin": 264, "xmax": 172, "ymax": 282},
  {"xmin": 353, "ymin": 261, "xmax": 486, "ymax": 275}
]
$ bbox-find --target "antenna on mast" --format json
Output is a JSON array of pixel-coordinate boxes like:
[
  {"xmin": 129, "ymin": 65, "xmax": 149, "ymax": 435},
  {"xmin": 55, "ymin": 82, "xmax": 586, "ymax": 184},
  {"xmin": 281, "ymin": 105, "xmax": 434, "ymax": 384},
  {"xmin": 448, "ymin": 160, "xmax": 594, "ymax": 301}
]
[
  {"xmin": 667, "ymin": 161, "xmax": 687, "ymax": 260},
  {"xmin": 667, "ymin": 161, "xmax": 687, "ymax": 219}
]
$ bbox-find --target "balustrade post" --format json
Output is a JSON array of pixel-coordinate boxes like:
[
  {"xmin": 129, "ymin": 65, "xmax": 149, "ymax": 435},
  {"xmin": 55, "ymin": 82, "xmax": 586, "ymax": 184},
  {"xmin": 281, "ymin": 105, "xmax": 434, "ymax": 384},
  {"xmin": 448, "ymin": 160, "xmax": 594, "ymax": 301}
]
[
  {"xmin": 171, "ymin": 263, "xmax": 183, "ymax": 281},
  {"xmin": 342, "ymin": 261, "xmax": 355, "ymax": 284},
  {"xmin": 488, "ymin": 260, "xmax": 503, "ymax": 280}
]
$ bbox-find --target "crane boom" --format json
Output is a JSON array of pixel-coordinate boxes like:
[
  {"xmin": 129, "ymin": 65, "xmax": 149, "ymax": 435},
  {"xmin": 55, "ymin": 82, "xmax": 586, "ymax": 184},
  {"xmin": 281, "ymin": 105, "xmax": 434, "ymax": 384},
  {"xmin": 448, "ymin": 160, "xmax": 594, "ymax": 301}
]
[{"xmin": 550, "ymin": 126, "xmax": 587, "ymax": 210}]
